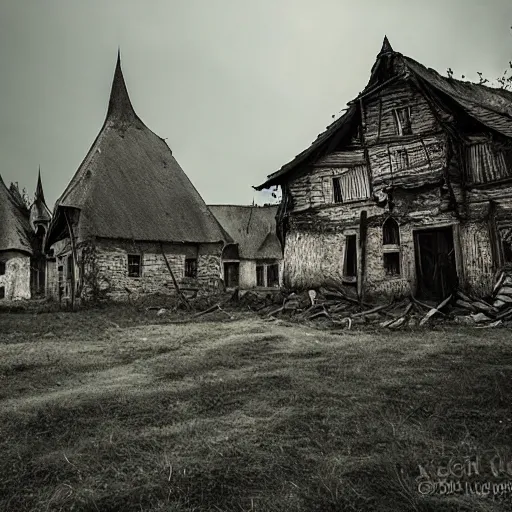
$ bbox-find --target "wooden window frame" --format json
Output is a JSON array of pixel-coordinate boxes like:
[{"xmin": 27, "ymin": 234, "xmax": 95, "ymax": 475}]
[
  {"xmin": 127, "ymin": 254, "xmax": 142, "ymax": 278},
  {"xmin": 184, "ymin": 258, "xmax": 198, "ymax": 279},
  {"xmin": 332, "ymin": 177, "xmax": 343, "ymax": 203},
  {"xmin": 393, "ymin": 107, "xmax": 412, "ymax": 136}
]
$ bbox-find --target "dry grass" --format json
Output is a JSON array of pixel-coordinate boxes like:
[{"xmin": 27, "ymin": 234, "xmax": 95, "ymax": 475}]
[{"xmin": 1, "ymin": 306, "xmax": 512, "ymax": 511}]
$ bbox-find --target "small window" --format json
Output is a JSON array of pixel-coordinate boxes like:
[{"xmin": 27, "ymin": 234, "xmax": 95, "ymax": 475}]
[
  {"xmin": 332, "ymin": 178, "xmax": 343, "ymax": 203},
  {"xmin": 185, "ymin": 258, "xmax": 197, "ymax": 278},
  {"xmin": 384, "ymin": 252, "xmax": 401, "ymax": 276},
  {"xmin": 393, "ymin": 107, "xmax": 412, "ymax": 135},
  {"xmin": 0, "ymin": 286, "xmax": 4, "ymax": 299},
  {"xmin": 256, "ymin": 265, "xmax": 265, "ymax": 287},
  {"xmin": 127, "ymin": 254, "xmax": 141, "ymax": 277},
  {"xmin": 343, "ymin": 235, "xmax": 357, "ymax": 278},
  {"xmin": 267, "ymin": 263, "xmax": 279, "ymax": 287},
  {"xmin": 0, "ymin": 262, "xmax": 5, "ymax": 276},
  {"xmin": 383, "ymin": 217, "xmax": 400, "ymax": 245},
  {"xmin": 395, "ymin": 149, "xmax": 409, "ymax": 170},
  {"xmin": 333, "ymin": 177, "xmax": 343, "ymax": 203}
]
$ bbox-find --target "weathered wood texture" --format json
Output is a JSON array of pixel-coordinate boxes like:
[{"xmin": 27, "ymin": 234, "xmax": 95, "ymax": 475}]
[
  {"xmin": 288, "ymin": 164, "xmax": 371, "ymax": 211},
  {"xmin": 363, "ymin": 81, "xmax": 439, "ymax": 143},
  {"xmin": 368, "ymin": 135, "xmax": 446, "ymax": 190},
  {"xmin": 465, "ymin": 142, "xmax": 512, "ymax": 184}
]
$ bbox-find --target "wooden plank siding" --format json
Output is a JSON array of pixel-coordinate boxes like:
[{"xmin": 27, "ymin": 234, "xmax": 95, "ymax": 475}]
[
  {"xmin": 289, "ymin": 164, "xmax": 371, "ymax": 210},
  {"xmin": 362, "ymin": 81, "xmax": 440, "ymax": 143},
  {"xmin": 466, "ymin": 143, "xmax": 512, "ymax": 184}
]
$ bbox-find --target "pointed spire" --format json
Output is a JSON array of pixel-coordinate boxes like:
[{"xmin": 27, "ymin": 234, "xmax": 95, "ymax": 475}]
[
  {"xmin": 35, "ymin": 166, "xmax": 46, "ymax": 205},
  {"xmin": 379, "ymin": 35, "xmax": 394, "ymax": 55},
  {"xmin": 106, "ymin": 49, "xmax": 137, "ymax": 123}
]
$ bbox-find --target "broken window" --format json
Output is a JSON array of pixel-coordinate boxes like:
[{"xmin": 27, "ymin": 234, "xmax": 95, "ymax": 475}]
[
  {"xmin": 184, "ymin": 258, "xmax": 197, "ymax": 278},
  {"xmin": 127, "ymin": 254, "xmax": 141, "ymax": 277},
  {"xmin": 383, "ymin": 217, "xmax": 400, "ymax": 245},
  {"xmin": 343, "ymin": 235, "xmax": 357, "ymax": 278},
  {"xmin": 383, "ymin": 252, "xmax": 401, "ymax": 276},
  {"xmin": 256, "ymin": 265, "xmax": 265, "ymax": 287},
  {"xmin": 0, "ymin": 261, "xmax": 5, "ymax": 276},
  {"xmin": 267, "ymin": 264, "xmax": 279, "ymax": 287},
  {"xmin": 0, "ymin": 286, "xmax": 4, "ymax": 299},
  {"xmin": 395, "ymin": 149, "xmax": 409, "ymax": 170},
  {"xmin": 393, "ymin": 107, "xmax": 412, "ymax": 135},
  {"xmin": 332, "ymin": 177, "xmax": 343, "ymax": 203}
]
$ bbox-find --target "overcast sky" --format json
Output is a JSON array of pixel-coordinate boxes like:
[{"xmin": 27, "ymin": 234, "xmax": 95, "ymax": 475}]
[{"xmin": 1, "ymin": 0, "xmax": 511, "ymax": 209}]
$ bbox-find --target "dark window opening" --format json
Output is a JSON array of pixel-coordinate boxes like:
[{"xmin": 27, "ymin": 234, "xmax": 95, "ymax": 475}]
[
  {"xmin": 0, "ymin": 261, "xmax": 5, "ymax": 276},
  {"xmin": 66, "ymin": 255, "xmax": 73, "ymax": 278},
  {"xmin": 267, "ymin": 264, "xmax": 279, "ymax": 287},
  {"xmin": 256, "ymin": 265, "xmax": 265, "ymax": 287},
  {"xmin": 384, "ymin": 252, "xmax": 401, "ymax": 276},
  {"xmin": 128, "ymin": 254, "xmax": 142, "ymax": 277},
  {"xmin": 503, "ymin": 241, "xmax": 512, "ymax": 263},
  {"xmin": 383, "ymin": 217, "xmax": 400, "ymax": 245},
  {"xmin": 185, "ymin": 258, "xmax": 197, "ymax": 278},
  {"xmin": 393, "ymin": 107, "xmax": 412, "ymax": 135},
  {"xmin": 0, "ymin": 286, "xmax": 4, "ymax": 299},
  {"xmin": 343, "ymin": 235, "xmax": 357, "ymax": 278},
  {"xmin": 395, "ymin": 149, "xmax": 409, "ymax": 170},
  {"xmin": 333, "ymin": 177, "xmax": 343, "ymax": 203},
  {"xmin": 224, "ymin": 262, "xmax": 239, "ymax": 288}
]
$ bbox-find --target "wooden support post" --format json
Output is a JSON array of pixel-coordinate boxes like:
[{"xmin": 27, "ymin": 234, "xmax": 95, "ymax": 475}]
[
  {"xmin": 358, "ymin": 210, "xmax": 368, "ymax": 304},
  {"xmin": 63, "ymin": 209, "xmax": 78, "ymax": 310},
  {"xmin": 159, "ymin": 242, "xmax": 192, "ymax": 311}
]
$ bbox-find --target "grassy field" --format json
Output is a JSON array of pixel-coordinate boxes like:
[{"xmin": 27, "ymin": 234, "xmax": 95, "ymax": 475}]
[{"xmin": 1, "ymin": 306, "xmax": 512, "ymax": 511}]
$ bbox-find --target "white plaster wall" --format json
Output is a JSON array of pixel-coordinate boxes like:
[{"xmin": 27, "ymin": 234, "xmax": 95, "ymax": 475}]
[
  {"xmin": 0, "ymin": 253, "xmax": 31, "ymax": 300},
  {"xmin": 239, "ymin": 260, "xmax": 256, "ymax": 288}
]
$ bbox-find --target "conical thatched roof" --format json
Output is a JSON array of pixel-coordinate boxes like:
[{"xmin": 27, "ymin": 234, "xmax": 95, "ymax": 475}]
[
  {"xmin": 46, "ymin": 53, "xmax": 229, "ymax": 247},
  {"xmin": 0, "ymin": 175, "xmax": 33, "ymax": 254}
]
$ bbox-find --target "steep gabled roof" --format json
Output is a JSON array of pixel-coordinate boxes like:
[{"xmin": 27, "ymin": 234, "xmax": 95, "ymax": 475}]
[
  {"xmin": 46, "ymin": 53, "xmax": 229, "ymax": 247},
  {"xmin": 208, "ymin": 205, "xmax": 282, "ymax": 260},
  {"xmin": 29, "ymin": 168, "xmax": 51, "ymax": 228},
  {"xmin": 0, "ymin": 175, "xmax": 33, "ymax": 254},
  {"xmin": 255, "ymin": 36, "xmax": 512, "ymax": 190}
]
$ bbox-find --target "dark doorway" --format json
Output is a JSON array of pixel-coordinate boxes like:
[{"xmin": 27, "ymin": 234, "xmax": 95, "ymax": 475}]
[
  {"xmin": 343, "ymin": 235, "xmax": 357, "ymax": 278},
  {"xmin": 224, "ymin": 262, "xmax": 239, "ymax": 288},
  {"xmin": 414, "ymin": 226, "xmax": 458, "ymax": 300}
]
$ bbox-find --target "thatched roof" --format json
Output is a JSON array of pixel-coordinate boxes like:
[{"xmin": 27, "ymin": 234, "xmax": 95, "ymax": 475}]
[
  {"xmin": 0, "ymin": 175, "xmax": 33, "ymax": 255},
  {"xmin": 208, "ymin": 205, "xmax": 282, "ymax": 260},
  {"xmin": 29, "ymin": 169, "xmax": 51, "ymax": 229},
  {"xmin": 255, "ymin": 36, "xmax": 512, "ymax": 190},
  {"xmin": 46, "ymin": 53, "xmax": 229, "ymax": 247}
]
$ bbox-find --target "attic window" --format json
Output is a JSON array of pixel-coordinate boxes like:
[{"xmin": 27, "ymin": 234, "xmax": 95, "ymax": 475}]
[
  {"xmin": 0, "ymin": 262, "xmax": 5, "ymax": 276},
  {"xmin": 127, "ymin": 254, "xmax": 141, "ymax": 278},
  {"xmin": 393, "ymin": 107, "xmax": 412, "ymax": 135},
  {"xmin": 185, "ymin": 258, "xmax": 197, "ymax": 278},
  {"xmin": 333, "ymin": 177, "xmax": 343, "ymax": 203}
]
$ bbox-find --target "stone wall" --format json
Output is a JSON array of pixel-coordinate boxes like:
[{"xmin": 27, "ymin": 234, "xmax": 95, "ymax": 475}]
[
  {"xmin": 48, "ymin": 238, "xmax": 223, "ymax": 301},
  {"xmin": 0, "ymin": 251, "xmax": 31, "ymax": 300}
]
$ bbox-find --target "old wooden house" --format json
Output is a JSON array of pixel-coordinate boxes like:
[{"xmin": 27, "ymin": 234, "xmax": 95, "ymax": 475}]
[
  {"xmin": 44, "ymin": 53, "xmax": 231, "ymax": 302},
  {"xmin": 255, "ymin": 37, "xmax": 512, "ymax": 300},
  {"xmin": 209, "ymin": 205, "xmax": 283, "ymax": 288}
]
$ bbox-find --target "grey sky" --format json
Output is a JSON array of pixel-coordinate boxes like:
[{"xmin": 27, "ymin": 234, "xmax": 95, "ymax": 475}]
[{"xmin": 1, "ymin": 0, "xmax": 511, "ymax": 209}]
